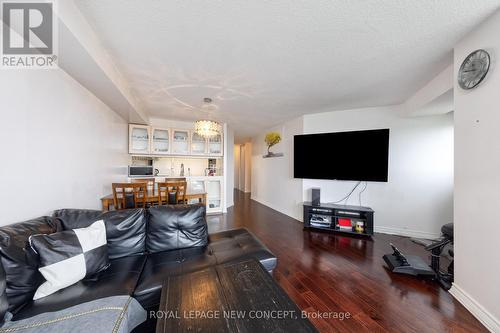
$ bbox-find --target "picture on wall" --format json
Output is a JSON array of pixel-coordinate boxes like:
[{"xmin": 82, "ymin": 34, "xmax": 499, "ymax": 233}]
[{"xmin": 263, "ymin": 131, "xmax": 284, "ymax": 158}]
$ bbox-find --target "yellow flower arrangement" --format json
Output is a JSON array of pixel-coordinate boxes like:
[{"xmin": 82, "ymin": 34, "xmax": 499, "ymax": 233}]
[{"xmin": 265, "ymin": 132, "xmax": 282, "ymax": 155}]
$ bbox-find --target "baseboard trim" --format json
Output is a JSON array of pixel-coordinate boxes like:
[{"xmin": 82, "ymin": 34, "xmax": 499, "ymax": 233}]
[
  {"xmin": 449, "ymin": 284, "xmax": 500, "ymax": 333},
  {"xmin": 374, "ymin": 226, "xmax": 440, "ymax": 239},
  {"xmin": 250, "ymin": 196, "xmax": 302, "ymax": 222}
]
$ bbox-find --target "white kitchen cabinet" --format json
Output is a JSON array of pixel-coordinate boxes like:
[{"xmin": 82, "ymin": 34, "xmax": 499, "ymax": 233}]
[
  {"xmin": 208, "ymin": 133, "xmax": 223, "ymax": 156},
  {"xmin": 171, "ymin": 129, "xmax": 190, "ymax": 155},
  {"xmin": 187, "ymin": 180, "xmax": 206, "ymax": 204},
  {"xmin": 151, "ymin": 128, "xmax": 170, "ymax": 155},
  {"xmin": 190, "ymin": 131, "xmax": 207, "ymax": 155},
  {"xmin": 206, "ymin": 179, "xmax": 222, "ymax": 213},
  {"xmin": 129, "ymin": 124, "xmax": 151, "ymax": 155},
  {"xmin": 189, "ymin": 180, "xmax": 206, "ymax": 193},
  {"xmin": 128, "ymin": 124, "xmax": 224, "ymax": 157}
]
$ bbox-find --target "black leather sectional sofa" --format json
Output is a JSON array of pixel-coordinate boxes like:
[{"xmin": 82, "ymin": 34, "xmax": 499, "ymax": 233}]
[{"xmin": 0, "ymin": 204, "xmax": 277, "ymax": 331}]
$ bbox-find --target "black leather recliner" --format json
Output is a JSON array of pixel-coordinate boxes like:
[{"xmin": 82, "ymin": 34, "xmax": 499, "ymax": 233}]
[{"xmin": 0, "ymin": 204, "xmax": 277, "ymax": 330}]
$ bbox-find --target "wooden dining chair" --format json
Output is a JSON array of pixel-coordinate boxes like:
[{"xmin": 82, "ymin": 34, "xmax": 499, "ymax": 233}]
[
  {"xmin": 112, "ymin": 183, "xmax": 147, "ymax": 210},
  {"xmin": 163, "ymin": 179, "xmax": 187, "ymax": 204},
  {"xmin": 130, "ymin": 178, "xmax": 156, "ymax": 202},
  {"xmin": 157, "ymin": 181, "xmax": 187, "ymax": 205},
  {"xmin": 174, "ymin": 181, "xmax": 188, "ymax": 204}
]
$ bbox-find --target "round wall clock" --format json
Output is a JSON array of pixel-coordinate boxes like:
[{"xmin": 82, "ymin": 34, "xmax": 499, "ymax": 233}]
[{"xmin": 458, "ymin": 49, "xmax": 490, "ymax": 90}]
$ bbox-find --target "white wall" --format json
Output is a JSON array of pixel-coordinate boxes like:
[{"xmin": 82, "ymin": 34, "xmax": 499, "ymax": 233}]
[
  {"xmin": 225, "ymin": 126, "xmax": 234, "ymax": 208},
  {"xmin": 302, "ymin": 107, "xmax": 454, "ymax": 238},
  {"xmin": 451, "ymin": 9, "xmax": 500, "ymax": 332},
  {"xmin": 251, "ymin": 117, "xmax": 304, "ymax": 220},
  {"xmin": 58, "ymin": 0, "xmax": 148, "ymax": 123},
  {"xmin": 250, "ymin": 106, "xmax": 453, "ymax": 238},
  {"xmin": 243, "ymin": 142, "xmax": 252, "ymax": 193},
  {"xmin": 234, "ymin": 143, "xmax": 252, "ymax": 193},
  {"xmin": 234, "ymin": 144, "xmax": 241, "ymax": 190},
  {"xmin": 0, "ymin": 69, "xmax": 128, "ymax": 225},
  {"xmin": 239, "ymin": 145, "xmax": 245, "ymax": 191},
  {"xmin": 149, "ymin": 117, "xmax": 197, "ymax": 130}
]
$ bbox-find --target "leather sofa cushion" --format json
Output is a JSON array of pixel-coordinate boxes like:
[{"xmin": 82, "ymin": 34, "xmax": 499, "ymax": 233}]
[
  {"xmin": 147, "ymin": 204, "xmax": 207, "ymax": 253},
  {"xmin": 0, "ymin": 260, "xmax": 8, "ymax": 325},
  {"xmin": 53, "ymin": 208, "xmax": 147, "ymax": 259},
  {"xmin": 209, "ymin": 228, "xmax": 277, "ymax": 272},
  {"xmin": 52, "ymin": 209, "xmax": 101, "ymax": 230},
  {"xmin": 133, "ymin": 246, "xmax": 216, "ymax": 310},
  {"xmin": 12, "ymin": 254, "xmax": 147, "ymax": 321},
  {"xmin": 0, "ymin": 216, "xmax": 62, "ymax": 312}
]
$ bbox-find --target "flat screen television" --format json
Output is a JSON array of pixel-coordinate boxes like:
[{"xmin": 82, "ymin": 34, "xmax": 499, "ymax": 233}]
[{"xmin": 294, "ymin": 129, "xmax": 389, "ymax": 182}]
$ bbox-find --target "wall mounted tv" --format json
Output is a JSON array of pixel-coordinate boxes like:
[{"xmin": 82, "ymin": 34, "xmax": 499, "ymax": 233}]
[{"xmin": 294, "ymin": 129, "xmax": 390, "ymax": 182}]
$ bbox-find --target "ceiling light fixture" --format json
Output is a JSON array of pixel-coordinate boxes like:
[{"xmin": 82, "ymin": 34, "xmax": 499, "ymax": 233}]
[
  {"xmin": 195, "ymin": 120, "xmax": 220, "ymax": 138},
  {"xmin": 195, "ymin": 98, "xmax": 221, "ymax": 138}
]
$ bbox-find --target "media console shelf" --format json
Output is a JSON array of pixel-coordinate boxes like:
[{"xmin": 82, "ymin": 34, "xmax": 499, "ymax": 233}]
[{"xmin": 303, "ymin": 202, "xmax": 374, "ymax": 237}]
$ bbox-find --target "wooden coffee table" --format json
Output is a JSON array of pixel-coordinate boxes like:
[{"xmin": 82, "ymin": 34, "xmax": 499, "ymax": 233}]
[{"xmin": 156, "ymin": 259, "xmax": 318, "ymax": 333}]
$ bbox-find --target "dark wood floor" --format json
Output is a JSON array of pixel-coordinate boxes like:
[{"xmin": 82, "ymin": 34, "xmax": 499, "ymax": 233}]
[{"xmin": 207, "ymin": 190, "xmax": 486, "ymax": 333}]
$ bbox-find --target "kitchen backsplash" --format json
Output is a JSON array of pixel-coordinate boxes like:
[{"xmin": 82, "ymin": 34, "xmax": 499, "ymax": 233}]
[{"xmin": 131, "ymin": 156, "xmax": 222, "ymax": 177}]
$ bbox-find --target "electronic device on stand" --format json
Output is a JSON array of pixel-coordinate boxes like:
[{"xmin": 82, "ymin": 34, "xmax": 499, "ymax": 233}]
[
  {"xmin": 303, "ymin": 202, "xmax": 374, "ymax": 237},
  {"xmin": 311, "ymin": 188, "xmax": 321, "ymax": 206}
]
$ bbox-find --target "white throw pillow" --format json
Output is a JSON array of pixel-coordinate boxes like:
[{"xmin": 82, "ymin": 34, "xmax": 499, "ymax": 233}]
[{"xmin": 29, "ymin": 220, "xmax": 109, "ymax": 300}]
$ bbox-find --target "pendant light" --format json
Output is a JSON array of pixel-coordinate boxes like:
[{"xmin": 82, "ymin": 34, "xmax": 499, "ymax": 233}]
[{"xmin": 195, "ymin": 98, "xmax": 221, "ymax": 138}]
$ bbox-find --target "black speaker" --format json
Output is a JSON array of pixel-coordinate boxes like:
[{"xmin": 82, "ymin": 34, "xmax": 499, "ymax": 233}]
[{"xmin": 312, "ymin": 188, "xmax": 321, "ymax": 206}]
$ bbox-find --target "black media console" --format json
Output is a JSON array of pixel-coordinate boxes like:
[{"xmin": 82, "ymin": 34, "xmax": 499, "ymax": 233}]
[{"xmin": 303, "ymin": 202, "xmax": 374, "ymax": 236}]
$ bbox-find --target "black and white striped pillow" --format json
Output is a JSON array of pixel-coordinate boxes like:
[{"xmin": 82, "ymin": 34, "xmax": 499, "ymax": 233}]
[{"xmin": 29, "ymin": 220, "xmax": 109, "ymax": 300}]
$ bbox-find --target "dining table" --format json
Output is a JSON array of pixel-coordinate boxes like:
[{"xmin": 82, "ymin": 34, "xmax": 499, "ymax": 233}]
[{"xmin": 100, "ymin": 189, "xmax": 207, "ymax": 212}]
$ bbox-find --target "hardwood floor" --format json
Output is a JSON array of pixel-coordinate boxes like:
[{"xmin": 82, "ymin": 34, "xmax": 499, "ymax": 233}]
[{"xmin": 207, "ymin": 190, "xmax": 486, "ymax": 333}]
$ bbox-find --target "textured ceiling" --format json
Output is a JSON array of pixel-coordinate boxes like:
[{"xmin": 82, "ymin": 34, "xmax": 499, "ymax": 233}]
[{"xmin": 75, "ymin": 0, "xmax": 500, "ymax": 141}]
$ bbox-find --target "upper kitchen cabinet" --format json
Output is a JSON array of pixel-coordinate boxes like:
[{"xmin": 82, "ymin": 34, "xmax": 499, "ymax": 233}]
[
  {"xmin": 128, "ymin": 124, "xmax": 224, "ymax": 156},
  {"xmin": 171, "ymin": 129, "xmax": 190, "ymax": 155},
  {"xmin": 151, "ymin": 128, "xmax": 170, "ymax": 155},
  {"xmin": 190, "ymin": 132, "xmax": 207, "ymax": 155},
  {"xmin": 129, "ymin": 124, "xmax": 151, "ymax": 155},
  {"xmin": 208, "ymin": 133, "xmax": 223, "ymax": 156}
]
